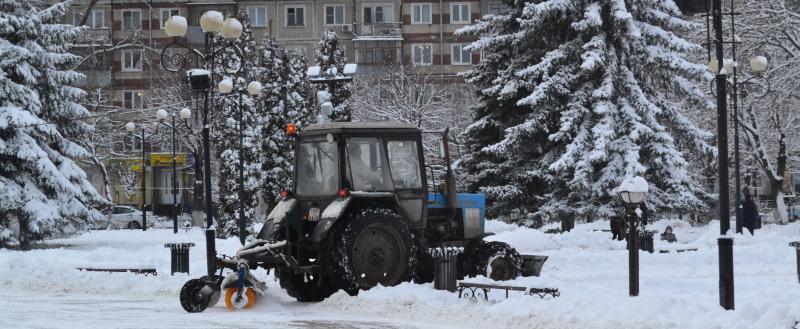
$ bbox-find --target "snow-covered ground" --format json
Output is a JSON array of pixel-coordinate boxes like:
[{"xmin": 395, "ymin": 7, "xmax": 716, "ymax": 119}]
[{"xmin": 1, "ymin": 220, "xmax": 799, "ymax": 329}]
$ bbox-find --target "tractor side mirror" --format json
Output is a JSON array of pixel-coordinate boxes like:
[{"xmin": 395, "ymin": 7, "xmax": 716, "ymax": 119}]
[{"xmin": 438, "ymin": 139, "xmax": 445, "ymax": 159}]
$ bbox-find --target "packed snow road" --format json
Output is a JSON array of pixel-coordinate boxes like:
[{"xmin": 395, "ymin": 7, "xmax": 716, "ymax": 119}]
[
  {"xmin": 1, "ymin": 220, "xmax": 799, "ymax": 329},
  {"xmin": 0, "ymin": 291, "xmax": 436, "ymax": 329}
]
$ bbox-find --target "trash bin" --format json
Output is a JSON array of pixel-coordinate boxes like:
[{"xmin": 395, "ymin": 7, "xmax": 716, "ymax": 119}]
[
  {"xmin": 428, "ymin": 247, "xmax": 463, "ymax": 292},
  {"xmin": 638, "ymin": 230, "xmax": 656, "ymax": 254},
  {"xmin": 520, "ymin": 255, "xmax": 548, "ymax": 277},
  {"xmin": 165, "ymin": 243, "xmax": 195, "ymax": 275},
  {"xmin": 791, "ymin": 241, "xmax": 800, "ymax": 284}
]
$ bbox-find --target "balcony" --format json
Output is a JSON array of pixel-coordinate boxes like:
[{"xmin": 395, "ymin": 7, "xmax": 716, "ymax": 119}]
[
  {"xmin": 76, "ymin": 28, "xmax": 112, "ymax": 45},
  {"xmin": 354, "ymin": 22, "xmax": 403, "ymax": 41}
]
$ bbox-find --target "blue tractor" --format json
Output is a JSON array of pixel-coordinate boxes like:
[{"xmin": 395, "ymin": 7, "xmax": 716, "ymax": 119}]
[{"xmin": 180, "ymin": 122, "xmax": 522, "ymax": 311}]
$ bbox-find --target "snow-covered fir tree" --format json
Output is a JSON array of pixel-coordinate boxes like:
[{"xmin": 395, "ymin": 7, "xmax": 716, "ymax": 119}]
[
  {"xmin": 314, "ymin": 31, "xmax": 353, "ymax": 122},
  {"xmin": 254, "ymin": 36, "xmax": 289, "ymax": 211},
  {"xmin": 0, "ymin": 0, "xmax": 103, "ymax": 248},
  {"xmin": 458, "ymin": 0, "xmax": 715, "ymax": 224},
  {"xmin": 256, "ymin": 38, "xmax": 313, "ymax": 210},
  {"xmin": 212, "ymin": 12, "xmax": 262, "ymax": 239}
]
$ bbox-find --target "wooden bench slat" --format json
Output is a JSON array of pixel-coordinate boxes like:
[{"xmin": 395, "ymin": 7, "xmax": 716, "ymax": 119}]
[{"xmin": 458, "ymin": 282, "xmax": 526, "ymax": 291}]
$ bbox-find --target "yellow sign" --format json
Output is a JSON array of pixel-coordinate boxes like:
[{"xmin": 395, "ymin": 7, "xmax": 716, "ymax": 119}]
[
  {"xmin": 150, "ymin": 153, "xmax": 188, "ymax": 167},
  {"xmin": 110, "ymin": 158, "xmax": 144, "ymax": 172}
]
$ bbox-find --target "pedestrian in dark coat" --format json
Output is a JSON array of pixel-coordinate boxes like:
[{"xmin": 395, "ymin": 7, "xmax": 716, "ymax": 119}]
[{"xmin": 742, "ymin": 191, "xmax": 758, "ymax": 234}]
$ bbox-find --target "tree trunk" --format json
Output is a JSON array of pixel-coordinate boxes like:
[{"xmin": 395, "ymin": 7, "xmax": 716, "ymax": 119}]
[
  {"xmin": 17, "ymin": 215, "xmax": 30, "ymax": 251},
  {"xmin": 91, "ymin": 156, "xmax": 112, "ymax": 202},
  {"xmin": 773, "ymin": 133, "xmax": 788, "ymax": 224}
]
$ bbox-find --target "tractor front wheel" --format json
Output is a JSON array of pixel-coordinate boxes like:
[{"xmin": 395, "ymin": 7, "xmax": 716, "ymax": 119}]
[{"xmin": 327, "ymin": 209, "xmax": 417, "ymax": 292}]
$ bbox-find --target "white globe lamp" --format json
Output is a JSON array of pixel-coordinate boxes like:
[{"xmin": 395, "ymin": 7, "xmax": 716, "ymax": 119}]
[{"xmin": 200, "ymin": 11, "xmax": 224, "ymax": 33}]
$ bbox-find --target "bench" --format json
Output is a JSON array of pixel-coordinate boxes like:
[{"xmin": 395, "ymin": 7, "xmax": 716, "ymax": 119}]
[
  {"xmin": 76, "ymin": 267, "xmax": 158, "ymax": 276},
  {"xmin": 457, "ymin": 282, "xmax": 559, "ymax": 301},
  {"xmin": 657, "ymin": 248, "xmax": 698, "ymax": 254}
]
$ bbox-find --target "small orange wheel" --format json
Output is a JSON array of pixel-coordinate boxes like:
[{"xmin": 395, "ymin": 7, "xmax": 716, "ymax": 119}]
[{"xmin": 224, "ymin": 287, "xmax": 256, "ymax": 310}]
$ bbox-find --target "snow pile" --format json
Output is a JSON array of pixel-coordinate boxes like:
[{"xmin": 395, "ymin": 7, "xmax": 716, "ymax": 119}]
[{"xmin": 1, "ymin": 220, "xmax": 799, "ymax": 328}]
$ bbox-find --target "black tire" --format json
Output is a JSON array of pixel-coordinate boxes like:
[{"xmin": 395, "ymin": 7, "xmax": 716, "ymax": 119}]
[
  {"xmin": 326, "ymin": 209, "xmax": 417, "ymax": 292},
  {"xmin": 473, "ymin": 241, "xmax": 522, "ymax": 281},
  {"xmin": 180, "ymin": 278, "xmax": 217, "ymax": 313},
  {"xmin": 127, "ymin": 221, "xmax": 141, "ymax": 230},
  {"xmin": 277, "ymin": 269, "xmax": 337, "ymax": 302}
]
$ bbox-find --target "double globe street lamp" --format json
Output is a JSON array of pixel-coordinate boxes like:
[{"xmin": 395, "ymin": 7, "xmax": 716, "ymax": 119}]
[
  {"xmin": 708, "ymin": 55, "xmax": 770, "ymax": 235},
  {"xmin": 217, "ymin": 78, "xmax": 263, "ymax": 245},
  {"xmin": 125, "ymin": 108, "xmax": 192, "ymax": 233},
  {"xmin": 161, "ymin": 11, "xmax": 247, "ymax": 277}
]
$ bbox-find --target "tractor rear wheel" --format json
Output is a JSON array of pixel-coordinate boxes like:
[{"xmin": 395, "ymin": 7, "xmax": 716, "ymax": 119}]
[
  {"xmin": 474, "ymin": 241, "xmax": 522, "ymax": 281},
  {"xmin": 327, "ymin": 209, "xmax": 417, "ymax": 292},
  {"xmin": 277, "ymin": 269, "xmax": 337, "ymax": 302}
]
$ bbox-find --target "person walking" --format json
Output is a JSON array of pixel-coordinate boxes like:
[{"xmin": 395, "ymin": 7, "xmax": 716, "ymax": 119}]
[{"xmin": 742, "ymin": 189, "xmax": 759, "ymax": 234}]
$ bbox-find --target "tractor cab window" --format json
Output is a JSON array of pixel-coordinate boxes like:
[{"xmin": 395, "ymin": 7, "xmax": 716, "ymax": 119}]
[
  {"xmin": 386, "ymin": 140, "xmax": 422, "ymax": 189},
  {"xmin": 296, "ymin": 140, "xmax": 339, "ymax": 196},
  {"xmin": 346, "ymin": 137, "xmax": 392, "ymax": 191}
]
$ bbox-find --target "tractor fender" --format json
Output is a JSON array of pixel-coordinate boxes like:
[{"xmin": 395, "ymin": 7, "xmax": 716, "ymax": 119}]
[
  {"xmin": 257, "ymin": 198, "xmax": 297, "ymax": 240},
  {"xmin": 309, "ymin": 196, "xmax": 351, "ymax": 243},
  {"xmin": 309, "ymin": 192, "xmax": 401, "ymax": 242}
]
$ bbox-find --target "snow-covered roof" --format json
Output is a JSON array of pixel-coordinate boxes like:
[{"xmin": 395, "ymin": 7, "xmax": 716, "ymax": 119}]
[{"xmin": 304, "ymin": 122, "xmax": 418, "ymax": 131}]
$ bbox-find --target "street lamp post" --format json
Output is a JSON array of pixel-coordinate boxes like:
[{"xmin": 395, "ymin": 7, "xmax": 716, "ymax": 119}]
[
  {"xmin": 617, "ymin": 176, "xmax": 649, "ymax": 297},
  {"xmin": 125, "ymin": 121, "xmax": 154, "ymax": 231},
  {"xmin": 155, "ymin": 108, "xmax": 192, "ymax": 234},
  {"xmin": 218, "ymin": 79, "xmax": 262, "ymax": 245},
  {"xmin": 161, "ymin": 13, "xmax": 244, "ymax": 277},
  {"xmin": 710, "ymin": 0, "xmax": 735, "ymax": 310},
  {"xmin": 306, "ymin": 63, "xmax": 358, "ymax": 122}
]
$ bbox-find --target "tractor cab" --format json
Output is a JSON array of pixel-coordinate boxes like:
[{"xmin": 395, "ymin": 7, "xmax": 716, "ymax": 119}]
[{"xmin": 286, "ymin": 122, "xmax": 429, "ymax": 236}]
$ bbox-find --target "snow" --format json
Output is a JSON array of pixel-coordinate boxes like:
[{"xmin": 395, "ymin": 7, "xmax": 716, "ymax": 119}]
[
  {"xmin": 307, "ymin": 66, "xmax": 321, "ymax": 78},
  {"xmin": 619, "ymin": 175, "xmax": 649, "ymax": 193},
  {"xmin": 343, "ymin": 63, "xmax": 358, "ymax": 75},
  {"xmin": 2, "ymin": 220, "xmax": 799, "ymax": 328},
  {"xmin": 187, "ymin": 68, "xmax": 210, "ymax": 77}
]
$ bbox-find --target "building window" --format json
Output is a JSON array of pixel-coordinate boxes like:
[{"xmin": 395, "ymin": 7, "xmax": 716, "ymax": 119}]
[
  {"xmin": 450, "ymin": 3, "xmax": 470, "ymax": 24},
  {"xmin": 123, "ymin": 91, "xmax": 143, "ymax": 110},
  {"xmin": 74, "ymin": 9, "xmax": 105, "ymax": 28},
  {"xmin": 160, "ymin": 9, "xmax": 180, "ymax": 29},
  {"xmin": 325, "ymin": 5, "xmax": 345, "ymax": 25},
  {"xmin": 122, "ymin": 49, "xmax": 143, "ymax": 71},
  {"xmin": 452, "ymin": 44, "xmax": 471, "ymax": 65},
  {"xmin": 412, "ymin": 44, "xmax": 432, "ymax": 66},
  {"xmin": 247, "ymin": 6, "xmax": 267, "ymax": 27},
  {"xmin": 363, "ymin": 5, "xmax": 393, "ymax": 24},
  {"xmin": 412, "ymin": 4, "xmax": 432, "ymax": 24},
  {"xmin": 286, "ymin": 6, "xmax": 305, "ymax": 27},
  {"xmin": 122, "ymin": 9, "xmax": 141, "ymax": 30}
]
